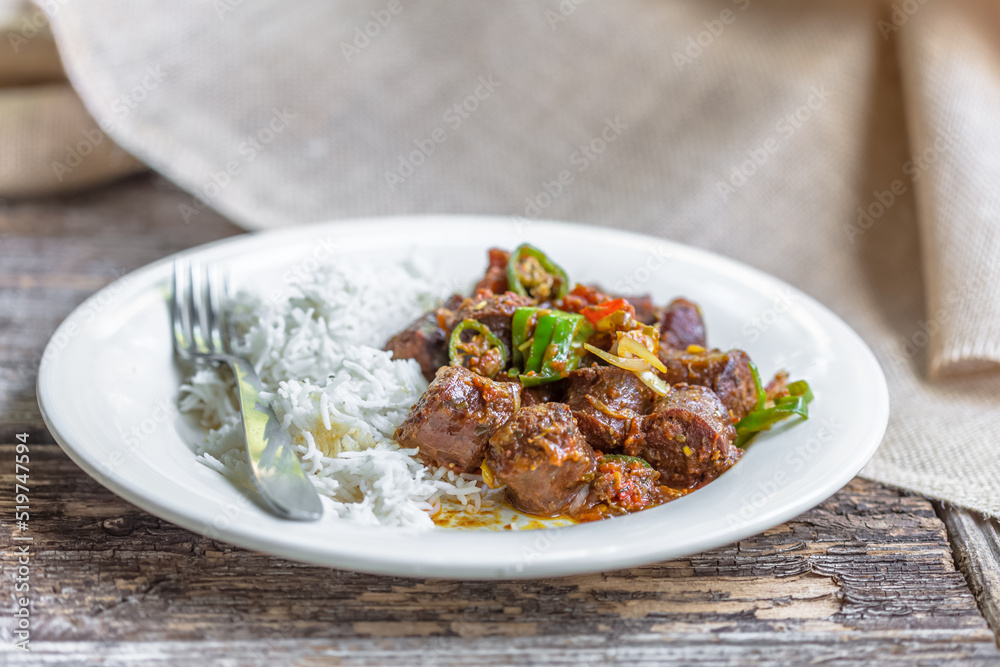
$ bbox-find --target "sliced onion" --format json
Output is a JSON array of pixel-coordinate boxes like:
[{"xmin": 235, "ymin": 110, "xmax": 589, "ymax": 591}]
[
  {"xmin": 480, "ymin": 461, "xmax": 500, "ymax": 489},
  {"xmin": 618, "ymin": 336, "xmax": 668, "ymax": 373},
  {"xmin": 583, "ymin": 343, "xmax": 650, "ymax": 372},
  {"xmin": 587, "ymin": 395, "xmax": 631, "ymax": 420},
  {"xmin": 568, "ymin": 483, "xmax": 591, "ymax": 513},
  {"xmin": 637, "ymin": 370, "xmax": 670, "ymax": 397}
]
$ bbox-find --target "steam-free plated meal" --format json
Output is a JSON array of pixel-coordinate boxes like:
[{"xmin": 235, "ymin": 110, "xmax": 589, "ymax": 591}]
[{"xmin": 181, "ymin": 245, "xmax": 812, "ymax": 529}]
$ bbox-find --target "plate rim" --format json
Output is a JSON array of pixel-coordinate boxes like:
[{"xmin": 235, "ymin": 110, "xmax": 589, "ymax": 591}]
[{"xmin": 37, "ymin": 214, "xmax": 890, "ymax": 579}]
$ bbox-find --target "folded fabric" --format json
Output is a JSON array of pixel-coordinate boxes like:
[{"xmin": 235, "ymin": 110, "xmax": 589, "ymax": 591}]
[{"xmin": 897, "ymin": 0, "xmax": 1000, "ymax": 378}]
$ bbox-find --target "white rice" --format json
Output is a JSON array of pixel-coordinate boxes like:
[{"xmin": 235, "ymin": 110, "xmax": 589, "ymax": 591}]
[{"xmin": 179, "ymin": 258, "xmax": 488, "ymax": 529}]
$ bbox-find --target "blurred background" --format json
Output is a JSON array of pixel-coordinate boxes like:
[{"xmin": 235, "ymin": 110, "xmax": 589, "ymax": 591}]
[{"xmin": 3, "ymin": 0, "xmax": 1000, "ymax": 516}]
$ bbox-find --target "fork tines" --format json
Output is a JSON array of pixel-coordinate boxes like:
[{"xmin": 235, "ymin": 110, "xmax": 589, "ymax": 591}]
[{"xmin": 171, "ymin": 260, "xmax": 231, "ymax": 360}]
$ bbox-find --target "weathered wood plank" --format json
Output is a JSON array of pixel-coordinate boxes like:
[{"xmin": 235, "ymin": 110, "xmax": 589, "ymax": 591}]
[
  {"xmin": 8, "ymin": 634, "xmax": 1000, "ymax": 667},
  {"xmin": 0, "ymin": 174, "xmax": 241, "ymax": 441},
  {"xmin": 937, "ymin": 502, "xmax": 1000, "ymax": 647},
  {"xmin": 1, "ymin": 444, "xmax": 994, "ymax": 650}
]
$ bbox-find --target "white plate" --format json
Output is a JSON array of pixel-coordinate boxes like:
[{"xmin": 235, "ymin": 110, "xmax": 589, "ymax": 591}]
[{"xmin": 37, "ymin": 216, "xmax": 888, "ymax": 579}]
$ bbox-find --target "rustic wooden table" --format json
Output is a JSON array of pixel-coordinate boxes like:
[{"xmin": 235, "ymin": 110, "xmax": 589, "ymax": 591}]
[{"xmin": 3, "ymin": 175, "xmax": 1000, "ymax": 665}]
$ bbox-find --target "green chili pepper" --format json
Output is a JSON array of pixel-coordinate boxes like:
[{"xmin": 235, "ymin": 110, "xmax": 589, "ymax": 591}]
[
  {"xmin": 510, "ymin": 307, "xmax": 534, "ymax": 370},
  {"xmin": 448, "ymin": 319, "xmax": 507, "ymax": 376},
  {"xmin": 506, "ymin": 244, "xmax": 570, "ymax": 301},
  {"xmin": 543, "ymin": 315, "xmax": 577, "ymax": 369},
  {"xmin": 512, "ymin": 307, "xmax": 591, "ymax": 386},
  {"xmin": 599, "ymin": 454, "xmax": 652, "ymax": 469},
  {"xmin": 521, "ymin": 315, "xmax": 572, "ymax": 387},
  {"xmin": 736, "ymin": 403, "xmax": 803, "ymax": 432},
  {"xmin": 787, "ymin": 379, "xmax": 814, "ymax": 404},
  {"xmin": 734, "ymin": 379, "xmax": 814, "ymax": 448},
  {"xmin": 524, "ymin": 313, "xmax": 558, "ymax": 375},
  {"xmin": 748, "ymin": 359, "xmax": 766, "ymax": 412}
]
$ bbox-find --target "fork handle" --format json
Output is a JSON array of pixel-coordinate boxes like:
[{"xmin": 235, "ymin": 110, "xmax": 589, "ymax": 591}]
[{"xmin": 227, "ymin": 357, "xmax": 323, "ymax": 520}]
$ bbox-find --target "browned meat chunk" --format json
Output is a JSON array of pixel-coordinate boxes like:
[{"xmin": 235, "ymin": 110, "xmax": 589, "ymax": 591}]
[
  {"xmin": 487, "ymin": 403, "xmax": 597, "ymax": 516},
  {"xmin": 657, "ymin": 348, "xmax": 757, "ymax": 421},
  {"xmin": 473, "ymin": 248, "xmax": 510, "ymax": 294},
  {"xmin": 625, "ymin": 384, "xmax": 741, "ymax": 490},
  {"xmin": 521, "ymin": 380, "xmax": 566, "ymax": 407},
  {"xmin": 659, "ymin": 298, "xmax": 706, "ymax": 351},
  {"xmin": 450, "ymin": 290, "xmax": 535, "ymax": 359},
  {"xmin": 396, "ymin": 365, "xmax": 520, "ymax": 474},
  {"xmin": 574, "ymin": 455, "xmax": 674, "ymax": 521},
  {"xmin": 564, "ymin": 366, "xmax": 654, "ymax": 452},
  {"xmin": 384, "ymin": 294, "xmax": 463, "ymax": 381},
  {"xmin": 384, "ymin": 320, "xmax": 446, "ymax": 382},
  {"xmin": 493, "ymin": 375, "xmax": 563, "ymax": 406},
  {"xmin": 624, "ymin": 294, "xmax": 659, "ymax": 325}
]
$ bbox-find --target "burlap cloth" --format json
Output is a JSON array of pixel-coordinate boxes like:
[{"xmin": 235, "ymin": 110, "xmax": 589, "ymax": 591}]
[{"xmin": 32, "ymin": 0, "xmax": 1000, "ymax": 515}]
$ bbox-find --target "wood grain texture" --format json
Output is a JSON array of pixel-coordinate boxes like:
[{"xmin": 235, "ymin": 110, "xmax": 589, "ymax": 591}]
[
  {"xmin": 1, "ymin": 446, "xmax": 997, "ymax": 664},
  {"xmin": 0, "ymin": 174, "xmax": 239, "ymax": 443},
  {"xmin": 937, "ymin": 502, "xmax": 1000, "ymax": 650},
  {"xmin": 2, "ymin": 175, "xmax": 1000, "ymax": 665}
]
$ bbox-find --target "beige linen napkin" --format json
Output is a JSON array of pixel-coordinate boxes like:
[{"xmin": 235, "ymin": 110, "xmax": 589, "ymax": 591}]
[
  {"xmin": 42, "ymin": 0, "xmax": 1000, "ymax": 515},
  {"xmin": 896, "ymin": 0, "xmax": 1000, "ymax": 378},
  {"xmin": 0, "ymin": 0, "xmax": 143, "ymax": 197}
]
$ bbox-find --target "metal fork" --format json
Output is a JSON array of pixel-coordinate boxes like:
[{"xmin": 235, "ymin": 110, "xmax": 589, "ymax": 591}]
[{"xmin": 171, "ymin": 260, "xmax": 323, "ymax": 521}]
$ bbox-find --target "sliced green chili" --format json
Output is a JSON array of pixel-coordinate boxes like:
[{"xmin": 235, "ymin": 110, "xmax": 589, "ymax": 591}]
[
  {"xmin": 524, "ymin": 313, "xmax": 558, "ymax": 375},
  {"xmin": 748, "ymin": 359, "xmax": 766, "ymax": 412},
  {"xmin": 512, "ymin": 307, "xmax": 591, "ymax": 386},
  {"xmin": 510, "ymin": 307, "xmax": 535, "ymax": 370},
  {"xmin": 448, "ymin": 319, "xmax": 507, "ymax": 377},
  {"xmin": 599, "ymin": 454, "xmax": 652, "ymax": 469},
  {"xmin": 544, "ymin": 316, "xmax": 577, "ymax": 369},
  {"xmin": 787, "ymin": 379, "xmax": 813, "ymax": 404},
  {"xmin": 506, "ymin": 243, "xmax": 570, "ymax": 301},
  {"xmin": 734, "ymin": 379, "xmax": 814, "ymax": 449}
]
